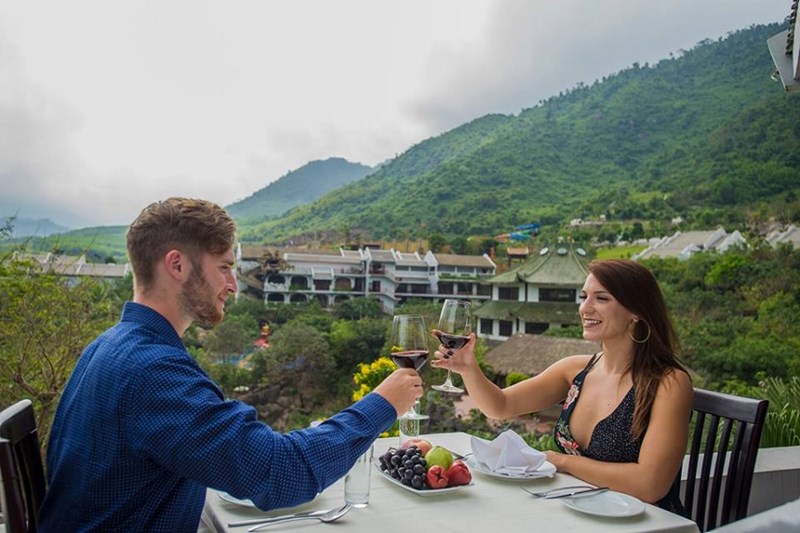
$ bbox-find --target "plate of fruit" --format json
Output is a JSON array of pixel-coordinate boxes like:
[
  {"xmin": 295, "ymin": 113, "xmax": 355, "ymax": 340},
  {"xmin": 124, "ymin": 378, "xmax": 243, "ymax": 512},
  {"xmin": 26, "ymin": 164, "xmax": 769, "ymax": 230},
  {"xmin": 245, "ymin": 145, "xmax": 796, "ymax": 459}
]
[{"xmin": 375, "ymin": 439, "xmax": 474, "ymax": 495}]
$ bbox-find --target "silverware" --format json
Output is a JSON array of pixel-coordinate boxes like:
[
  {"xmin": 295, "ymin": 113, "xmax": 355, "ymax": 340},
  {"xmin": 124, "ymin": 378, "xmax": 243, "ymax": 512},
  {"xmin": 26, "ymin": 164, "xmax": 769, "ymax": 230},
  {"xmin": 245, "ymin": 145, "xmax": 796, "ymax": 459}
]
[
  {"xmin": 228, "ymin": 505, "xmax": 342, "ymax": 527},
  {"xmin": 240, "ymin": 505, "xmax": 352, "ymax": 531},
  {"xmin": 521, "ymin": 485, "xmax": 609, "ymax": 499}
]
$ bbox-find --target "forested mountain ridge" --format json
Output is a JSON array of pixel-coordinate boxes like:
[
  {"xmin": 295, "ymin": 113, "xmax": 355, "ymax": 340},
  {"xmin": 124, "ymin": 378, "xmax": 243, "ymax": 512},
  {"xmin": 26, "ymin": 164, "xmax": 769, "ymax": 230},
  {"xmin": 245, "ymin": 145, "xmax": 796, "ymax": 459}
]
[
  {"xmin": 239, "ymin": 22, "xmax": 800, "ymax": 244},
  {"xmin": 226, "ymin": 157, "xmax": 374, "ymax": 223},
  {"xmin": 237, "ymin": 113, "xmax": 514, "ymax": 241}
]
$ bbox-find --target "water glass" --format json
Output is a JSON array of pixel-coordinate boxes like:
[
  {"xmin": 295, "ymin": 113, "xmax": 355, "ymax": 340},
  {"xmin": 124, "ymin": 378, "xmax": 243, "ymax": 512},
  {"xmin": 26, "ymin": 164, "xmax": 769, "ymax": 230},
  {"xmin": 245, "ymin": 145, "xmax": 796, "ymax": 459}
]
[
  {"xmin": 398, "ymin": 416, "xmax": 421, "ymax": 446},
  {"xmin": 344, "ymin": 444, "xmax": 373, "ymax": 507}
]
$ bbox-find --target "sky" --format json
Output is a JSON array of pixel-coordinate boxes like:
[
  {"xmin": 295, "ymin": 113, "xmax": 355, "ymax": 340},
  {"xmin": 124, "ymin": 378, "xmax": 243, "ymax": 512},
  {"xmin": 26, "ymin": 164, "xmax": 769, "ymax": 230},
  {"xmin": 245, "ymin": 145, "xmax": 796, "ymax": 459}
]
[{"xmin": 0, "ymin": 0, "xmax": 790, "ymax": 228}]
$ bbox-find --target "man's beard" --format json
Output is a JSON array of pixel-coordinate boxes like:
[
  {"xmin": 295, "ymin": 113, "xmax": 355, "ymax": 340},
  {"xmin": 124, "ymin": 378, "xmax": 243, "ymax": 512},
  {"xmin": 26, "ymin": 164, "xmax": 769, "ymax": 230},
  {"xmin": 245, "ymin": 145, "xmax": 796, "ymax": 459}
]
[{"xmin": 180, "ymin": 265, "xmax": 223, "ymax": 327}]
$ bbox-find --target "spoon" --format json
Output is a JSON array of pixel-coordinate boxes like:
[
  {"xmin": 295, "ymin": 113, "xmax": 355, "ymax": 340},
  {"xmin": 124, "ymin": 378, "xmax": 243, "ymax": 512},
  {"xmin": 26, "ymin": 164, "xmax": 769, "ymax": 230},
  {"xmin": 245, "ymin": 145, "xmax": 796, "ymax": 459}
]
[{"xmin": 246, "ymin": 505, "xmax": 352, "ymax": 531}]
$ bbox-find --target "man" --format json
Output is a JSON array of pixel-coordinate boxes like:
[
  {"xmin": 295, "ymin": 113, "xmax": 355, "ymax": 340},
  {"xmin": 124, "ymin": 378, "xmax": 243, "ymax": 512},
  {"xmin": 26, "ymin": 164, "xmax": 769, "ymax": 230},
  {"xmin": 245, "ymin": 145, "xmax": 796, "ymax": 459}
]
[{"xmin": 38, "ymin": 198, "xmax": 421, "ymax": 532}]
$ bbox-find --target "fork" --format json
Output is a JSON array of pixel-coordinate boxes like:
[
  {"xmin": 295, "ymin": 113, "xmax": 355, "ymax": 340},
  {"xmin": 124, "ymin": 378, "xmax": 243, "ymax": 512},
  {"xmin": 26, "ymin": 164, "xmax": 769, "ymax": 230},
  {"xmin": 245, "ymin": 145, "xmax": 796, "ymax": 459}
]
[{"xmin": 521, "ymin": 485, "xmax": 608, "ymax": 499}]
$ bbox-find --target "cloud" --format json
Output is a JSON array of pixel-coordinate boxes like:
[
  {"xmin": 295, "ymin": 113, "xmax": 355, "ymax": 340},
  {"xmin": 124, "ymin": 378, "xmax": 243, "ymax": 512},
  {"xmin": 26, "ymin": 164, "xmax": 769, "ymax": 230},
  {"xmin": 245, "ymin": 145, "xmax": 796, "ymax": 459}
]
[
  {"xmin": 0, "ymin": 33, "xmax": 94, "ymax": 226},
  {"xmin": 0, "ymin": 0, "xmax": 790, "ymax": 227},
  {"xmin": 406, "ymin": 0, "xmax": 788, "ymax": 132}
]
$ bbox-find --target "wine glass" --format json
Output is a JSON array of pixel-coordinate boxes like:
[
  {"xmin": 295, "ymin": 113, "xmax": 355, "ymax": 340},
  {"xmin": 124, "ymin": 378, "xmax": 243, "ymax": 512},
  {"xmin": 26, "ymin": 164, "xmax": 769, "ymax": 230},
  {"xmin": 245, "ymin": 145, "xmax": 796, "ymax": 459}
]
[
  {"xmin": 432, "ymin": 299, "xmax": 470, "ymax": 393},
  {"xmin": 389, "ymin": 314, "xmax": 430, "ymax": 421}
]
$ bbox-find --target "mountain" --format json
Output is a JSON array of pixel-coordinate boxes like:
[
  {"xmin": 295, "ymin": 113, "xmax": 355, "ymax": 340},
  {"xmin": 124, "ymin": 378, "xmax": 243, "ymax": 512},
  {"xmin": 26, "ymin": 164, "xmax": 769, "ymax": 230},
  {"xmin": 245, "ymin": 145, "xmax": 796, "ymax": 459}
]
[
  {"xmin": 237, "ymin": 23, "xmax": 800, "ymax": 245},
  {"xmin": 225, "ymin": 157, "xmax": 373, "ymax": 223},
  {"xmin": 1, "ymin": 158, "xmax": 374, "ymax": 261},
  {"xmin": 2, "ymin": 216, "xmax": 71, "ymax": 238}
]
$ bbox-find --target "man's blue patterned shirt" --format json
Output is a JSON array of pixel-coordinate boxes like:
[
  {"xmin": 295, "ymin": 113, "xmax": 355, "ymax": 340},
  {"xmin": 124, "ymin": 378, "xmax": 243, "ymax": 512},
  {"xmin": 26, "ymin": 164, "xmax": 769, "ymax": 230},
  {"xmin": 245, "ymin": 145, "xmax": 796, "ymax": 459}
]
[{"xmin": 38, "ymin": 302, "xmax": 396, "ymax": 532}]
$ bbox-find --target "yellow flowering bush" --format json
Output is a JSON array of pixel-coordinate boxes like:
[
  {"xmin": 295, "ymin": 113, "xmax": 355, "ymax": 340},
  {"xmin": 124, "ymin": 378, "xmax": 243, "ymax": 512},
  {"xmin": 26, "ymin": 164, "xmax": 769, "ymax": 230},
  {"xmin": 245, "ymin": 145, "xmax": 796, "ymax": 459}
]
[
  {"xmin": 352, "ymin": 356, "xmax": 398, "ymax": 437},
  {"xmin": 352, "ymin": 356, "xmax": 396, "ymax": 401}
]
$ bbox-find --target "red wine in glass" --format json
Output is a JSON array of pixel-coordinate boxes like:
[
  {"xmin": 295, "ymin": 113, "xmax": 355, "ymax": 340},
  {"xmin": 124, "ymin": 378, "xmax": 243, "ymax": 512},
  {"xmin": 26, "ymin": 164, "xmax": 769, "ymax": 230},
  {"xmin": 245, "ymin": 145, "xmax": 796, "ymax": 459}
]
[
  {"xmin": 432, "ymin": 299, "xmax": 471, "ymax": 393},
  {"xmin": 435, "ymin": 333, "xmax": 470, "ymax": 351},
  {"xmin": 390, "ymin": 314, "xmax": 430, "ymax": 421},
  {"xmin": 390, "ymin": 350, "xmax": 429, "ymax": 371}
]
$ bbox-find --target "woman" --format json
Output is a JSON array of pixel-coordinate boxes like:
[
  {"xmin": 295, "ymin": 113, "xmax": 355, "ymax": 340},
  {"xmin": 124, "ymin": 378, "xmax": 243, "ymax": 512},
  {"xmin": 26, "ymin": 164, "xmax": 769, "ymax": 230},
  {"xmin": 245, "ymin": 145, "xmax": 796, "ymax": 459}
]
[{"xmin": 431, "ymin": 259, "xmax": 692, "ymax": 513}]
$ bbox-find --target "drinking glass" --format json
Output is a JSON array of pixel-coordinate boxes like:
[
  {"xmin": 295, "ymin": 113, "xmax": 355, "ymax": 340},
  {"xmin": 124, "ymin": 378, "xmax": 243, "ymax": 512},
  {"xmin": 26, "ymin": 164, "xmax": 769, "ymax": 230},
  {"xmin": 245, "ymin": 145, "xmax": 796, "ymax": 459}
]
[
  {"xmin": 432, "ymin": 299, "xmax": 470, "ymax": 393},
  {"xmin": 389, "ymin": 315, "xmax": 430, "ymax": 421}
]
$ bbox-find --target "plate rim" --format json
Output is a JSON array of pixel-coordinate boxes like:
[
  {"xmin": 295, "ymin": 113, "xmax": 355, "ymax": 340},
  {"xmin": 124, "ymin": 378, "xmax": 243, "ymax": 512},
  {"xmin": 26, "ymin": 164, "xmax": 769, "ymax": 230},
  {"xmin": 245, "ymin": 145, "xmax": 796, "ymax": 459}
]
[
  {"xmin": 373, "ymin": 460, "xmax": 474, "ymax": 496},
  {"xmin": 560, "ymin": 490, "xmax": 646, "ymax": 517},
  {"xmin": 465, "ymin": 455, "xmax": 556, "ymax": 480}
]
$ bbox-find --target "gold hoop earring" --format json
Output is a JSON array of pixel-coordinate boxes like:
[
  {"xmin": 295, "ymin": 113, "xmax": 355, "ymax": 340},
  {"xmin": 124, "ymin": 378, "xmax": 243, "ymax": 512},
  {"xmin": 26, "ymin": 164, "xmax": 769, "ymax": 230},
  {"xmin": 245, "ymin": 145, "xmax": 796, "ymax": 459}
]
[{"xmin": 629, "ymin": 321, "xmax": 651, "ymax": 344}]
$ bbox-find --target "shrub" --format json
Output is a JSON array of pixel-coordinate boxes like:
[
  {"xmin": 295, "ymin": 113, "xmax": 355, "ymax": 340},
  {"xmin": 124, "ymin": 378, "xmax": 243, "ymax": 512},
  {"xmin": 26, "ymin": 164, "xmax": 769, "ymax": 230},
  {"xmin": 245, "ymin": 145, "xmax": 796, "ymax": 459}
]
[{"xmin": 505, "ymin": 371, "xmax": 529, "ymax": 387}]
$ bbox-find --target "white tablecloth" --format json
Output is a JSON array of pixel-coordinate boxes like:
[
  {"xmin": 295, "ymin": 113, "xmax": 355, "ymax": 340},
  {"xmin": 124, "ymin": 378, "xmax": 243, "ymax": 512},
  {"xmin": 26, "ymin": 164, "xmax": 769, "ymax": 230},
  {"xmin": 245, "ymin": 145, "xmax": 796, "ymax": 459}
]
[{"xmin": 203, "ymin": 432, "xmax": 700, "ymax": 533}]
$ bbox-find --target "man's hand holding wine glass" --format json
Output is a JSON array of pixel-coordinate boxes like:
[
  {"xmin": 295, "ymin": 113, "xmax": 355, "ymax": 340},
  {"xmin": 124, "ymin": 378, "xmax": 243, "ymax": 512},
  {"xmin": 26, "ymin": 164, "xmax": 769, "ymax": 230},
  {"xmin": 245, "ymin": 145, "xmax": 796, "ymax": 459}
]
[{"xmin": 373, "ymin": 368, "xmax": 423, "ymax": 417}]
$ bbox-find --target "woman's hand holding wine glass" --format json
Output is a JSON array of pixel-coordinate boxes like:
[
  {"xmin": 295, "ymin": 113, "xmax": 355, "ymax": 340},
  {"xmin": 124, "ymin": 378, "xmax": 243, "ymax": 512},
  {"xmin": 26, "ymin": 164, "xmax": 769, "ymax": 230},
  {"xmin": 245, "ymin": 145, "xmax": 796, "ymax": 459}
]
[{"xmin": 431, "ymin": 299, "xmax": 471, "ymax": 393}]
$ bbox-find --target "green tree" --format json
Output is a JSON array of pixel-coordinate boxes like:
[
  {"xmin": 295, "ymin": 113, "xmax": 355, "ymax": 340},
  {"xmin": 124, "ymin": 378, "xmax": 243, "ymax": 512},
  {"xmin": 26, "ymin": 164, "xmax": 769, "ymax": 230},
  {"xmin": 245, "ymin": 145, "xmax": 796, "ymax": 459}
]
[
  {"xmin": 334, "ymin": 297, "xmax": 383, "ymax": 320},
  {"xmin": 203, "ymin": 314, "xmax": 259, "ymax": 364},
  {"xmin": 251, "ymin": 321, "xmax": 334, "ymax": 400},
  {"xmin": 0, "ymin": 255, "xmax": 119, "ymax": 447},
  {"xmin": 226, "ymin": 294, "xmax": 270, "ymax": 325},
  {"xmin": 329, "ymin": 318, "xmax": 388, "ymax": 374},
  {"xmin": 427, "ymin": 233, "xmax": 446, "ymax": 253}
]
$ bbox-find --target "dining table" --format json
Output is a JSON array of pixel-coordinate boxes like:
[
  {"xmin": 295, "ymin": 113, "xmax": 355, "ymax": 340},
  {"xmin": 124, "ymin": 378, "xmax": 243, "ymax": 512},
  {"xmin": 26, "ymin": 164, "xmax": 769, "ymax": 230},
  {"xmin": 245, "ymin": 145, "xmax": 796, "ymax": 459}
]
[{"xmin": 202, "ymin": 432, "xmax": 700, "ymax": 533}]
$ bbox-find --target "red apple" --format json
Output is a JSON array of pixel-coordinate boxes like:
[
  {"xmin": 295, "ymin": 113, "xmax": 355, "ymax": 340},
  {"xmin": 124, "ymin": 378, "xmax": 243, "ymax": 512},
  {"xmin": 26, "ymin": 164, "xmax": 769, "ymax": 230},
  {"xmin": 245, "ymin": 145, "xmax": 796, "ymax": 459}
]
[
  {"xmin": 426, "ymin": 465, "xmax": 449, "ymax": 489},
  {"xmin": 400, "ymin": 437, "xmax": 433, "ymax": 456},
  {"xmin": 446, "ymin": 460, "xmax": 472, "ymax": 486}
]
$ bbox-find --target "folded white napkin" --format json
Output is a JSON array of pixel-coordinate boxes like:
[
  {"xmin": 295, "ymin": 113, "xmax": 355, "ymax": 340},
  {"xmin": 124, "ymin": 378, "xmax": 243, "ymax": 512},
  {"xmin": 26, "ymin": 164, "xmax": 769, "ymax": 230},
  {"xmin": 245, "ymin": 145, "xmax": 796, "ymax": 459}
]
[{"xmin": 470, "ymin": 429, "xmax": 546, "ymax": 476}]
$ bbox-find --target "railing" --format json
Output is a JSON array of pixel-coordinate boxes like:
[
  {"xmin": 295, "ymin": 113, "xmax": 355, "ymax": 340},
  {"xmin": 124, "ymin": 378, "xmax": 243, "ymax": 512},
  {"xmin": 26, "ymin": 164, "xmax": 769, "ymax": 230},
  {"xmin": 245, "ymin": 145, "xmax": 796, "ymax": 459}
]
[{"xmin": 679, "ymin": 446, "xmax": 800, "ymax": 516}]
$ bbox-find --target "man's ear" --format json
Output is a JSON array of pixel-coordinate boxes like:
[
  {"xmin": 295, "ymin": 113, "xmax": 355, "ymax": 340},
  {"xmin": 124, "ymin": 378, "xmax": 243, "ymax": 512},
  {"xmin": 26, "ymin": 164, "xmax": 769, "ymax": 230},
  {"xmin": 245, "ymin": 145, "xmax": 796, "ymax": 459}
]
[{"xmin": 164, "ymin": 249, "xmax": 187, "ymax": 281}]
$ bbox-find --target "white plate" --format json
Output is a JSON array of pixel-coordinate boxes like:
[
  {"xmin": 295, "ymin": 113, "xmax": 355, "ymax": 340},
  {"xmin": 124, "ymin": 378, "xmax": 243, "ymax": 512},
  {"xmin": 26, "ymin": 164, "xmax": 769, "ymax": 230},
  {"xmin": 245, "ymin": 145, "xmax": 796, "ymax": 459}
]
[
  {"xmin": 465, "ymin": 455, "xmax": 556, "ymax": 480},
  {"xmin": 373, "ymin": 462, "xmax": 474, "ymax": 496},
  {"xmin": 218, "ymin": 491, "xmax": 256, "ymax": 508},
  {"xmin": 561, "ymin": 490, "xmax": 646, "ymax": 517}
]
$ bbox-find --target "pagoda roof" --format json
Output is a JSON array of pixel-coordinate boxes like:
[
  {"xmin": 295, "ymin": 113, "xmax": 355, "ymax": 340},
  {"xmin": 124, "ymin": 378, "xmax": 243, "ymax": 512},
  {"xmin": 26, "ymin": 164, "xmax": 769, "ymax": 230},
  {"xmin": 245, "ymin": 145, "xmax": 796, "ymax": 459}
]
[{"xmin": 489, "ymin": 245, "xmax": 589, "ymax": 285}]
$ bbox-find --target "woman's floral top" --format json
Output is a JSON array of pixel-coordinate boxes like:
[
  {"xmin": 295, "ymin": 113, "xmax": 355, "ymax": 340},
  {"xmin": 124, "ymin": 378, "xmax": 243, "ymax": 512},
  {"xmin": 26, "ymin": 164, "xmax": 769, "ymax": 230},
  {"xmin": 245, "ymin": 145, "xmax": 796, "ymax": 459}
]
[
  {"xmin": 553, "ymin": 352, "xmax": 640, "ymax": 461},
  {"xmin": 551, "ymin": 352, "xmax": 685, "ymax": 516}
]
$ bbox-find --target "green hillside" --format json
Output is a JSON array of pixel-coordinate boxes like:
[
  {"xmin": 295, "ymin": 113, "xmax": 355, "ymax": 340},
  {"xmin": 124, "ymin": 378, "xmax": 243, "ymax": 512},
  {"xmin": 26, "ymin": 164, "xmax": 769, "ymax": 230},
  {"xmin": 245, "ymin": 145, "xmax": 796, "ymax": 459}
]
[
  {"xmin": 226, "ymin": 157, "xmax": 373, "ymax": 223},
  {"xmin": 5, "ymin": 225, "xmax": 129, "ymax": 263},
  {"xmin": 240, "ymin": 23, "xmax": 800, "ymax": 244}
]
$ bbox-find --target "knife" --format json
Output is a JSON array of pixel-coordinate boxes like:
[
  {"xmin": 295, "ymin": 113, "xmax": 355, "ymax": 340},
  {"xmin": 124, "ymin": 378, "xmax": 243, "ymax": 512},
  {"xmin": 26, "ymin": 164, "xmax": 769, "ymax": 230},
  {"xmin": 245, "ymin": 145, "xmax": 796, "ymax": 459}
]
[{"xmin": 543, "ymin": 486, "xmax": 609, "ymax": 499}]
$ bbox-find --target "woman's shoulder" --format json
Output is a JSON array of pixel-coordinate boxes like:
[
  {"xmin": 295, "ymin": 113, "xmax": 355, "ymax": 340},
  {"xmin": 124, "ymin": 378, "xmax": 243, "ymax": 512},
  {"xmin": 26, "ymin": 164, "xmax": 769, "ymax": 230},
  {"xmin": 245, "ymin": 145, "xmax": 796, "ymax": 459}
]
[
  {"xmin": 549, "ymin": 353, "xmax": 599, "ymax": 376},
  {"xmin": 655, "ymin": 366, "xmax": 694, "ymax": 401}
]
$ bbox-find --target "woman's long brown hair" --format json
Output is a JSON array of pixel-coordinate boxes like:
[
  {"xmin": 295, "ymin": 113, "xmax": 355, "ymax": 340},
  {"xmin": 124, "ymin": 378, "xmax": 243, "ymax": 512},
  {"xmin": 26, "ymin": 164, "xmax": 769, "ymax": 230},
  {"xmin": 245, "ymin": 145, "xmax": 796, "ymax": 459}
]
[{"xmin": 588, "ymin": 259, "xmax": 689, "ymax": 440}]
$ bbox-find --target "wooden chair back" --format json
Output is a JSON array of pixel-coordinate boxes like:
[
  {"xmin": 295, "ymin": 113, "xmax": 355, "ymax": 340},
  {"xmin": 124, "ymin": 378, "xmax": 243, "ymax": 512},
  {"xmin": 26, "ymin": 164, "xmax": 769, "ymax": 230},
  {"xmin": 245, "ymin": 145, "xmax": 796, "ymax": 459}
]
[
  {"xmin": 0, "ymin": 400, "xmax": 47, "ymax": 533},
  {"xmin": 683, "ymin": 388, "xmax": 769, "ymax": 531}
]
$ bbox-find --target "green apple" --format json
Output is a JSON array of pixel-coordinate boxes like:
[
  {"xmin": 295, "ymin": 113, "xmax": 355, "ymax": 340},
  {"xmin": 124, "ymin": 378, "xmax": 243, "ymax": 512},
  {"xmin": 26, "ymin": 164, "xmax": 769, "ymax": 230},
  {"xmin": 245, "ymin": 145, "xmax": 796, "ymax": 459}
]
[{"xmin": 424, "ymin": 445, "xmax": 454, "ymax": 471}]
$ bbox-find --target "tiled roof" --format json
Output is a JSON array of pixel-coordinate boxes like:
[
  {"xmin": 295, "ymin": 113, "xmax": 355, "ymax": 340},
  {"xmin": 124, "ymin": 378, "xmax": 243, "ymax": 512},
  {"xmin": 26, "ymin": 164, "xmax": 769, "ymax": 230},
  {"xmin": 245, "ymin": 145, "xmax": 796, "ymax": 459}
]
[
  {"xmin": 473, "ymin": 300, "xmax": 580, "ymax": 324},
  {"xmin": 284, "ymin": 253, "xmax": 362, "ymax": 265},
  {"xmin": 8, "ymin": 252, "xmax": 128, "ymax": 278},
  {"xmin": 432, "ymin": 253, "xmax": 496, "ymax": 268},
  {"xmin": 340, "ymin": 249, "xmax": 364, "ymax": 258},
  {"xmin": 368, "ymin": 249, "xmax": 395, "ymax": 262},
  {"xmin": 506, "ymin": 247, "xmax": 530, "ymax": 257},
  {"xmin": 394, "ymin": 252, "xmax": 427, "ymax": 267},
  {"xmin": 635, "ymin": 228, "xmax": 747, "ymax": 259},
  {"xmin": 76, "ymin": 263, "xmax": 129, "ymax": 278},
  {"xmin": 239, "ymin": 245, "xmax": 340, "ymax": 260},
  {"xmin": 767, "ymin": 224, "xmax": 800, "ymax": 249},
  {"xmin": 484, "ymin": 334, "xmax": 600, "ymax": 376}
]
